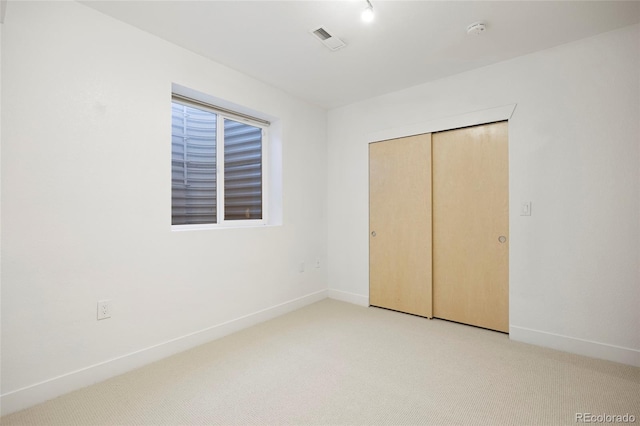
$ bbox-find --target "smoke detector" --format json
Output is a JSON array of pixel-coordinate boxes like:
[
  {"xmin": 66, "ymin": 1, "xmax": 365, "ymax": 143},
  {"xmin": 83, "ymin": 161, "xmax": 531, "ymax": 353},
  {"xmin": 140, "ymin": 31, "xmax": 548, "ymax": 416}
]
[
  {"xmin": 467, "ymin": 22, "xmax": 486, "ymax": 36},
  {"xmin": 310, "ymin": 26, "xmax": 347, "ymax": 51}
]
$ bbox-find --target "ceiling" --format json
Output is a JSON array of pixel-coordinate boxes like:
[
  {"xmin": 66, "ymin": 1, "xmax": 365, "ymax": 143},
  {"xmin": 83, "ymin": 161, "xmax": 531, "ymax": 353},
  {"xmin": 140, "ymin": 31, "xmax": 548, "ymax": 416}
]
[{"xmin": 81, "ymin": 1, "xmax": 640, "ymax": 109}]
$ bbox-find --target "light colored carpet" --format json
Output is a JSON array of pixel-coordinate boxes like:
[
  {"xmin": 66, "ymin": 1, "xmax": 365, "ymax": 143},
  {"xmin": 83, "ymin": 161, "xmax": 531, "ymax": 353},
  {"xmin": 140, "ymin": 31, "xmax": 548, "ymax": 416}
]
[{"xmin": 2, "ymin": 299, "xmax": 639, "ymax": 425}]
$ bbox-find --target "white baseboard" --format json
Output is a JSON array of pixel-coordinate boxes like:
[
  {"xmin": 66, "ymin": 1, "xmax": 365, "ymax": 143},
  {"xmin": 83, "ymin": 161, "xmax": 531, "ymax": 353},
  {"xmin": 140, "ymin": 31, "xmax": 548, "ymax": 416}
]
[
  {"xmin": 328, "ymin": 289, "xmax": 369, "ymax": 307},
  {"xmin": 510, "ymin": 325, "xmax": 640, "ymax": 367},
  {"xmin": 0, "ymin": 290, "xmax": 329, "ymax": 416}
]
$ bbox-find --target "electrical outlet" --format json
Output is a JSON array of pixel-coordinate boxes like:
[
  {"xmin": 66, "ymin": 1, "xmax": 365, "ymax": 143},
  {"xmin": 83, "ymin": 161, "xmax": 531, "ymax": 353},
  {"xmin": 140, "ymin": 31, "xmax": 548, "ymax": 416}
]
[
  {"xmin": 315, "ymin": 258, "xmax": 321, "ymax": 268},
  {"xmin": 97, "ymin": 300, "xmax": 112, "ymax": 320}
]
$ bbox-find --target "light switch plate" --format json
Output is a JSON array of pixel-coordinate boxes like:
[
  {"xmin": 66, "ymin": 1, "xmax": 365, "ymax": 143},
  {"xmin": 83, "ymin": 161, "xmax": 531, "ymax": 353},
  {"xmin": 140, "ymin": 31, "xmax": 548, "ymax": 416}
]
[{"xmin": 521, "ymin": 202, "xmax": 532, "ymax": 216}]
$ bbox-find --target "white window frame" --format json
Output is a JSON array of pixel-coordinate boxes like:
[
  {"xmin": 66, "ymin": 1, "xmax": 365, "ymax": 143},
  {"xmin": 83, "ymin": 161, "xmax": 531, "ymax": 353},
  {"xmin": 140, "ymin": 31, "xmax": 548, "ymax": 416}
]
[{"xmin": 171, "ymin": 94, "xmax": 270, "ymax": 231}]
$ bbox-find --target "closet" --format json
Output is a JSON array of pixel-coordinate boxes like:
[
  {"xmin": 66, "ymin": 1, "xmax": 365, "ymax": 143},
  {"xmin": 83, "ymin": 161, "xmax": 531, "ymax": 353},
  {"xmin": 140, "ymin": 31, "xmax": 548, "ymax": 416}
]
[{"xmin": 369, "ymin": 121, "xmax": 509, "ymax": 333}]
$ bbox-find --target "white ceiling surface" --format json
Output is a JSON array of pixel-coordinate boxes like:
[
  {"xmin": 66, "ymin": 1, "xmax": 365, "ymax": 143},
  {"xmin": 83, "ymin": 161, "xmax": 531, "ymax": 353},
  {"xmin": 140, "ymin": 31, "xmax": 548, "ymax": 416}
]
[{"xmin": 81, "ymin": 1, "xmax": 640, "ymax": 109}]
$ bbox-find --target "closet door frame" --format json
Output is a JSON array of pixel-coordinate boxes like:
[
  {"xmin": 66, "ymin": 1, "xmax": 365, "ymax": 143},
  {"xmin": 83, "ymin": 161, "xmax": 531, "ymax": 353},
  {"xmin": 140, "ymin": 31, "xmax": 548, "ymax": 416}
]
[{"xmin": 366, "ymin": 104, "xmax": 515, "ymax": 330}]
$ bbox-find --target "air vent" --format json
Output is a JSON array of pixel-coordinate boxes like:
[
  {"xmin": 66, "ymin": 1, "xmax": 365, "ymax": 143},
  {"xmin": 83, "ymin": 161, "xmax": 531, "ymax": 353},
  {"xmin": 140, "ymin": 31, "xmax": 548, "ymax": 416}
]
[
  {"xmin": 313, "ymin": 27, "xmax": 332, "ymax": 41},
  {"xmin": 310, "ymin": 26, "xmax": 346, "ymax": 51}
]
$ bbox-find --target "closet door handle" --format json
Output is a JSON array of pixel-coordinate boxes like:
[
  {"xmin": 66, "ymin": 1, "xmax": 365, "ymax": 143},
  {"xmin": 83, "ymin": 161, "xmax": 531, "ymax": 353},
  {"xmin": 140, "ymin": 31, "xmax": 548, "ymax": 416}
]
[
  {"xmin": 371, "ymin": 231, "xmax": 377, "ymax": 237},
  {"xmin": 498, "ymin": 236, "xmax": 506, "ymax": 243}
]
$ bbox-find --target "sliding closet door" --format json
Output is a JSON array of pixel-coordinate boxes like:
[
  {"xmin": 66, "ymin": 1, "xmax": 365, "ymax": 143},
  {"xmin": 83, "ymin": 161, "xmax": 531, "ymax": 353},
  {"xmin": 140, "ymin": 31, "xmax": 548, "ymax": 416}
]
[
  {"xmin": 432, "ymin": 122, "xmax": 509, "ymax": 332},
  {"xmin": 369, "ymin": 134, "xmax": 432, "ymax": 318}
]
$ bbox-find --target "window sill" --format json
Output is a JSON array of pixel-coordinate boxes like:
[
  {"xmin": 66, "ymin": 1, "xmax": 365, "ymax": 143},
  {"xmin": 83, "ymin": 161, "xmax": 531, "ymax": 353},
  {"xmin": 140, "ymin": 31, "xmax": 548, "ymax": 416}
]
[{"xmin": 171, "ymin": 222, "xmax": 279, "ymax": 232}]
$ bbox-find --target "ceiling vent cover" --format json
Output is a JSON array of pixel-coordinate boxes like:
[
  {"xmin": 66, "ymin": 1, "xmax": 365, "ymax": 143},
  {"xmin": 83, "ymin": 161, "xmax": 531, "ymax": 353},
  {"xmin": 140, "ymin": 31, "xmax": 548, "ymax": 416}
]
[{"xmin": 310, "ymin": 26, "xmax": 346, "ymax": 51}]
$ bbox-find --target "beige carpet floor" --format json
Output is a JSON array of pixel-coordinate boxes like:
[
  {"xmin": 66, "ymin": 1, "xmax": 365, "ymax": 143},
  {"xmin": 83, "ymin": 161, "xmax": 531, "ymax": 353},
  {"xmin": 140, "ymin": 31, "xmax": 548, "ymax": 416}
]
[{"xmin": 2, "ymin": 299, "xmax": 639, "ymax": 425}]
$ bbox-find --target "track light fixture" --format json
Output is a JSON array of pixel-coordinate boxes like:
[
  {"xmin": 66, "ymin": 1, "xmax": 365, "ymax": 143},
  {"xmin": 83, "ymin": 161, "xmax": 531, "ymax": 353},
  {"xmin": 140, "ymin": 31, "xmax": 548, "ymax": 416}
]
[{"xmin": 362, "ymin": 0, "xmax": 374, "ymax": 22}]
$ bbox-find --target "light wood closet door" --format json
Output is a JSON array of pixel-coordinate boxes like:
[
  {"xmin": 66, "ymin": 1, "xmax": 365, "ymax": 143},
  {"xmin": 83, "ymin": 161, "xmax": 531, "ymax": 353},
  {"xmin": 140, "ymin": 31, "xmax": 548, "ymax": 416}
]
[
  {"xmin": 432, "ymin": 122, "xmax": 509, "ymax": 332},
  {"xmin": 369, "ymin": 134, "xmax": 432, "ymax": 318}
]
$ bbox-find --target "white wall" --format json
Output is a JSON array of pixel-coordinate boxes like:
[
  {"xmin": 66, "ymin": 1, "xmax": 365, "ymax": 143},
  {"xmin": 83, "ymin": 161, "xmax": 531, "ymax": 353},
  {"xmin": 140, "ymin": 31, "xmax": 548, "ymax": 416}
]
[
  {"xmin": 0, "ymin": 9, "xmax": 3, "ymax": 417},
  {"xmin": 1, "ymin": 1, "xmax": 327, "ymax": 413},
  {"xmin": 327, "ymin": 24, "xmax": 640, "ymax": 366}
]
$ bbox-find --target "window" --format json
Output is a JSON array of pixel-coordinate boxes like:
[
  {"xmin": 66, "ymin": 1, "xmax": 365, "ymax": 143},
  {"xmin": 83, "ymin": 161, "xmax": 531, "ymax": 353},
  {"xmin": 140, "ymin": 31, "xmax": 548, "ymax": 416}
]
[{"xmin": 171, "ymin": 95, "xmax": 269, "ymax": 226}]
